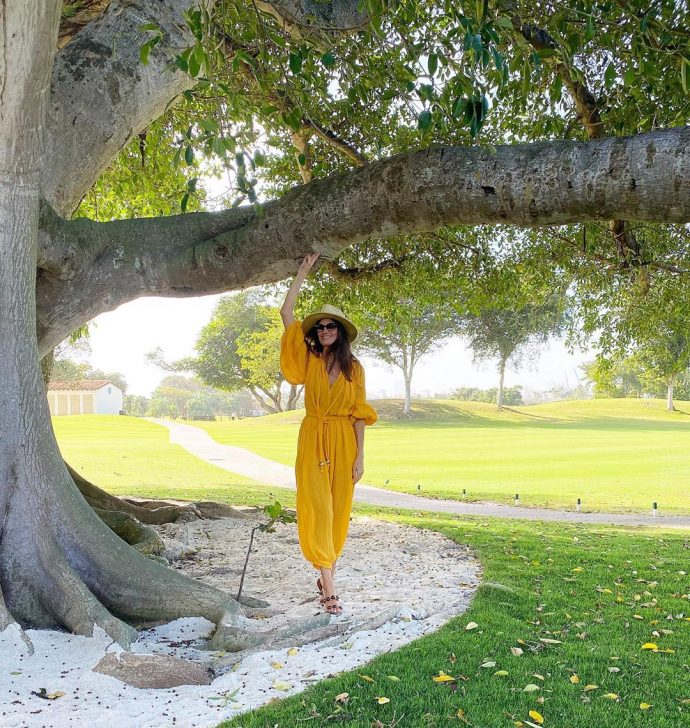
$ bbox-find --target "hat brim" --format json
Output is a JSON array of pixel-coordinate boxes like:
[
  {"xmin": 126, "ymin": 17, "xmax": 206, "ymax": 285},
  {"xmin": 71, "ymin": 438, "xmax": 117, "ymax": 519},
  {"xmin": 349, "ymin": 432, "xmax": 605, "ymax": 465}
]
[{"xmin": 302, "ymin": 313, "xmax": 357, "ymax": 342}]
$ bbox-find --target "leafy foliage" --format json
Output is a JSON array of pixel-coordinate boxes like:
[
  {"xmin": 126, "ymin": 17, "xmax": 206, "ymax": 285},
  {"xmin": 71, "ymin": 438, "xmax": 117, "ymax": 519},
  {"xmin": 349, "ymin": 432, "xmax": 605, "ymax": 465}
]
[{"xmin": 151, "ymin": 292, "xmax": 301, "ymax": 414}]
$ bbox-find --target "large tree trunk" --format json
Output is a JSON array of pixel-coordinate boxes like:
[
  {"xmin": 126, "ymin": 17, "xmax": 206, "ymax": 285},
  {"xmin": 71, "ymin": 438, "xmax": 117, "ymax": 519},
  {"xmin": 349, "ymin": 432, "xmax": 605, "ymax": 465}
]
[{"xmin": 0, "ymin": 0, "xmax": 262, "ymax": 650}]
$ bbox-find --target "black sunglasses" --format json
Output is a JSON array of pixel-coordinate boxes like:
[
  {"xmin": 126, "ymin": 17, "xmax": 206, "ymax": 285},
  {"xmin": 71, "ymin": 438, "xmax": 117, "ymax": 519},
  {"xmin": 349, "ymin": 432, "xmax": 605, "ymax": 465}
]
[{"xmin": 315, "ymin": 323, "xmax": 339, "ymax": 332}]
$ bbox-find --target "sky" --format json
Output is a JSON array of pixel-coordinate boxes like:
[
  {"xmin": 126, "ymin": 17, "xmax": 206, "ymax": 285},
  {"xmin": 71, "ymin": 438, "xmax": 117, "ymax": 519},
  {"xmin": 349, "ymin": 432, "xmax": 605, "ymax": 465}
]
[{"xmin": 85, "ymin": 293, "xmax": 591, "ymax": 400}]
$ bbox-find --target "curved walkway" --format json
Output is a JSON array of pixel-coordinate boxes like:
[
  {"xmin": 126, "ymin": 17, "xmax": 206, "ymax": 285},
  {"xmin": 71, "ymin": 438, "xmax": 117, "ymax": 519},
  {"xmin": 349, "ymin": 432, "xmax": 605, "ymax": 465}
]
[{"xmin": 151, "ymin": 419, "xmax": 690, "ymax": 529}]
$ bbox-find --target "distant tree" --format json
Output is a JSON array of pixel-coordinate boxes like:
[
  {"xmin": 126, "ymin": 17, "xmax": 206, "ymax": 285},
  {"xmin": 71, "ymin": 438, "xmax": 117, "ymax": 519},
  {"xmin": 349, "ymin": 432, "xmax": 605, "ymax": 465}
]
[
  {"xmin": 147, "ymin": 375, "xmax": 257, "ymax": 420},
  {"xmin": 302, "ymin": 257, "xmax": 463, "ymax": 417},
  {"xmin": 585, "ymin": 352, "xmax": 690, "ymax": 410},
  {"xmin": 450, "ymin": 385, "xmax": 523, "ymax": 406},
  {"xmin": 50, "ymin": 358, "xmax": 89, "ymax": 382},
  {"xmin": 123, "ymin": 395, "xmax": 149, "ymax": 417},
  {"xmin": 151, "ymin": 291, "xmax": 300, "ymax": 414},
  {"xmin": 583, "ymin": 290, "xmax": 690, "ymax": 411},
  {"xmin": 463, "ymin": 297, "xmax": 566, "ymax": 409}
]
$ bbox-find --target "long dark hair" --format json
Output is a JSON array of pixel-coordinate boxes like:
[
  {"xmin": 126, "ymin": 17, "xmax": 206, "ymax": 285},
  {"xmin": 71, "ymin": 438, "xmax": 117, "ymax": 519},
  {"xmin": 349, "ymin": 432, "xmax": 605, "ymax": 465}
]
[{"xmin": 305, "ymin": 320, "xmax": 356, "ymax": 382}]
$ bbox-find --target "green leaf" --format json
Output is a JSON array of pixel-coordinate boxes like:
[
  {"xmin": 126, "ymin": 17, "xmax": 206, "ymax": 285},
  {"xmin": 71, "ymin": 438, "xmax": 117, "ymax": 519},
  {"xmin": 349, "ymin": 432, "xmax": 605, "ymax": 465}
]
[
  {"xmin": 604, "ymin": 62, "xmax": 616, "ymax": 88},
  {"xmin": 475, "ymin": 0, "xmax": 485, "ymax": 24},
  {"xmin": 199, "ymin": 118, "xmax": 219, "ymax": 135},
  {"xmin": 138, "ymin": 23, "xmax": 160, "ymax": 32},
  {"xmin": 289, "ymin": 51, "xmax": 303, "ymax": 75},
  {"xmin": 140, "ymin": 42, "xmax": 151, "ymax": 66},
  {"xmin": 681, "ymin": 58, "xmax": 688, "ymax": 95},
  {"xmin": 180, "ymin": 193, "xmax": 189, "ymax": 212},
  {"xmin": 321, "ymin": 51, "xmax": 336, "ymax": 68},
  {"xmin": 418, "ymin": 109, "xmax": 433, "ymax": 132},
  {"xmin": 297, "ymin": 153, "xmax": 307, "ymax": 166},
  {"xmin": 184, "ymin": 145, "xmax": 194, "ymax": 166},
  {"xmin": 428, "ymin": 53, "xmax": 438, "ymax": 77},
  {"xmin": 623, "ymin": 67, "xmax": 636, "ymax": 86}
]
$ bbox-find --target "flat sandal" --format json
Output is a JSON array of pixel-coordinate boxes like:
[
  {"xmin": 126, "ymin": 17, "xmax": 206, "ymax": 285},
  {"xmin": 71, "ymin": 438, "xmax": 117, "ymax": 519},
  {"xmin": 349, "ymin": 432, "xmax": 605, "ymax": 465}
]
[{"xmin": 319, "ymin": 594, "xmax": 342, "ymax": 615}]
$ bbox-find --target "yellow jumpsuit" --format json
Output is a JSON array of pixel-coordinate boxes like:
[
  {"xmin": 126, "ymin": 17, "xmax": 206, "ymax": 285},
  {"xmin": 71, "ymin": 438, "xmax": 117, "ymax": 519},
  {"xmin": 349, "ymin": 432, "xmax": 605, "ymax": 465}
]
[{"xmin": 280, "ymin": 320, "xmax": 377, "ymax": 569}]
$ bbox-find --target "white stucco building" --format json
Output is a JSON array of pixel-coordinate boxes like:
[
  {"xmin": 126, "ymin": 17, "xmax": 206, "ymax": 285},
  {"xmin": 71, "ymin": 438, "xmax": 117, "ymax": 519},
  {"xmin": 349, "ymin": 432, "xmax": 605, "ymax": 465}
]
[{"xmin": 47, "ymin": 380, "xmax": 124, "ymax": 416}]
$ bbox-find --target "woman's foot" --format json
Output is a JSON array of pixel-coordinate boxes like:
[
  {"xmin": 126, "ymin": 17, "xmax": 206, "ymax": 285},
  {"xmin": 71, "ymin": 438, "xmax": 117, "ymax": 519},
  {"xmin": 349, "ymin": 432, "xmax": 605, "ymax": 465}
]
[
  {"xmin": 320, "ymin": 593, "xmax": 343, "ymax": 615},
  {"xmin": 316, "ymin": 578, "xmax": 323, "ymax": 596}
]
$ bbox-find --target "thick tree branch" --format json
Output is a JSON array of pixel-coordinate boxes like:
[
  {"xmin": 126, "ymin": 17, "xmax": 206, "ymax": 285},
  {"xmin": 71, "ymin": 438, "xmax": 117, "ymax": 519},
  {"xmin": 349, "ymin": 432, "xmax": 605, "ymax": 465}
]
[
  {"xmin": 256, "ymin": 0, "xmax": 372, "ymax": 35},
  {"xmin": 35, "ymin": 126, "xmax": 690, "ymax": 356},
  {"xmin": 44, "ymin": 0, "xmax": 210, "ymax": 216}
]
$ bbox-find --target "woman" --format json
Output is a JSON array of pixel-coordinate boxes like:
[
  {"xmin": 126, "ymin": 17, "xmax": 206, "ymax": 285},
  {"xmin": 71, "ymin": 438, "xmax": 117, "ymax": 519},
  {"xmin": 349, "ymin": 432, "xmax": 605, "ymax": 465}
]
[{"xmin": 280, "ymin": 253, "xmax": 377, "ymax": 615}]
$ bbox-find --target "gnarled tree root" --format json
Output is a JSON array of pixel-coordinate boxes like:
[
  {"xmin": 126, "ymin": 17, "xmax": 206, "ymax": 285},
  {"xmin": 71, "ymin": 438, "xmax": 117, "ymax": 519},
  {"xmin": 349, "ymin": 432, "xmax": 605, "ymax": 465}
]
[
  {"xmin": 93, "ymin": 508, "xmax": 166, "ymax": 556},
  {"xmin": 67, "ymin": 463, "xmax": 187, "ymax": 525}
]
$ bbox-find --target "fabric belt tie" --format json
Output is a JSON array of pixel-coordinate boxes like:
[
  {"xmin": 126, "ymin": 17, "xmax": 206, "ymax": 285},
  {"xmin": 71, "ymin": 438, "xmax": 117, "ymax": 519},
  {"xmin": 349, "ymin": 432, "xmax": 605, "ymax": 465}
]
[{"xmin": 306, "ymin": 413, "xmax": 350, "ymax": 471}]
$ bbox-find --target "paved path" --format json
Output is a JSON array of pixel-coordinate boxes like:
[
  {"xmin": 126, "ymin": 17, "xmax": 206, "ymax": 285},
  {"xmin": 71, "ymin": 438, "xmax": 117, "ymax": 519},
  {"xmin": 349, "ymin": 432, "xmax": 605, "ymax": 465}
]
[{"xmin": 152, "ymin": 419, "xmax": 690, "ymax": 529}]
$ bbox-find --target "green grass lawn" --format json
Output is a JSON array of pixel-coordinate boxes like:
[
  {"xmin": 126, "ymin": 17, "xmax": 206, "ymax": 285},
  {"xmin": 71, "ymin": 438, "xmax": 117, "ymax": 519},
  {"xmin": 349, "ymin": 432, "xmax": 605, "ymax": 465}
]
[
  {"xmin": 192, "ymin": 399, "xmax": 690, "ymax": 515},
  {"xmin": 52, "ymin": 415, "xmax": 295, "ymax": 508},
  {"xmin": 50, "ymin": 413, "xmax": 688, "ymax": 727},
  {"xmin": 221, "ymin": 512, "xmax": 690, "ymax": 728}
]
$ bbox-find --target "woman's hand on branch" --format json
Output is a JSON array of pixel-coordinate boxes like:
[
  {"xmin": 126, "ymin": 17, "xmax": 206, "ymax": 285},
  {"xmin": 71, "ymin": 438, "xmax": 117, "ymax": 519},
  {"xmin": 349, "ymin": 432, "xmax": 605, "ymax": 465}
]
[
  {"xmin": 298, "ymin": 253, "xmax": 320, "ymax": 277},
  {"xmin": 280, "ymin": 252, "xmax": 320, "ymax": 327}
]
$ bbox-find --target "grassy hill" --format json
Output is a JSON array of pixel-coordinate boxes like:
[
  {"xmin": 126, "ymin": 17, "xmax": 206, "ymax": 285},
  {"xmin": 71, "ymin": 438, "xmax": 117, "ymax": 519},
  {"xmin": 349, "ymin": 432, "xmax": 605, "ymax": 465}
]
[{"xmin": 193, "ymin": 399, "xmax": 690, "ymax": 515}]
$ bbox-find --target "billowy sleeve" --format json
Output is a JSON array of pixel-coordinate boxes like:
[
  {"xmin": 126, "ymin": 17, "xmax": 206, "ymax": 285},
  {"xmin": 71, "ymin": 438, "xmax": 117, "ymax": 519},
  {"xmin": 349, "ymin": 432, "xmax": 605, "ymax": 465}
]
[
  {"xmin": 350, "ymin": 362, "xmax": 377, "ymax": 425},
  {"xmin": 280, "ymin": 320, "xmax": 309, "ymax": 385}
]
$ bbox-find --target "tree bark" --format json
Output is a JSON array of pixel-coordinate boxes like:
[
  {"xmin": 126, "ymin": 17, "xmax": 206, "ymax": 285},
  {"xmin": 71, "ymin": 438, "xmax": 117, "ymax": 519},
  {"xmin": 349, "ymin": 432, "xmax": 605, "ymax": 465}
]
[
  {"xmin": 667, "ymin": 380, "xmax": 675, "ymax": 412},
  {"xmin": 0, "ymin": 1, "xmax": 270, "ymax": 649}
]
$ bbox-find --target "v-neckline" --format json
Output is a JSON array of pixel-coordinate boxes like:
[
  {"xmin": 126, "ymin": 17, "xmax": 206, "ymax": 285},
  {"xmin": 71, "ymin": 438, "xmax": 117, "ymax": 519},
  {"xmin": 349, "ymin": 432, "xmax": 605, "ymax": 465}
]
[{"xmin": 323, "ymin": 360, "xmax": 341, "ymax": 389}]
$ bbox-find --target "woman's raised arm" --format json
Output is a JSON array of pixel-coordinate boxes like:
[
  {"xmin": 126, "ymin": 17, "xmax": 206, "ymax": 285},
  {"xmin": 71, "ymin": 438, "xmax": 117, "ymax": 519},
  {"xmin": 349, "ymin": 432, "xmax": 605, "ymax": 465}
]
[{"xmin": 280, "ymin": 253, "xmax": 320, "ymax": 328}]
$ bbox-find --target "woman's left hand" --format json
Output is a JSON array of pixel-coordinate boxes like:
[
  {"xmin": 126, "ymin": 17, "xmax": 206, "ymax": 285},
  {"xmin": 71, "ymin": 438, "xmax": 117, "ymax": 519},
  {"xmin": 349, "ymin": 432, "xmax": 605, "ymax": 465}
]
[{"xmin": 352, "ymin": 455, "xmax": 364, "ymax": 484}]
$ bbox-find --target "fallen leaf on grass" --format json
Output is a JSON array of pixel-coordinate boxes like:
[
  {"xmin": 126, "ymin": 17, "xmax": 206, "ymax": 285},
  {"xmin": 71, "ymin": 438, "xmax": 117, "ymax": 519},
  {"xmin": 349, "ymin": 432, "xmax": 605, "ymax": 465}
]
[
  {"xmin": 511, "ymin": 647, "xmax": 524, "ymax": 657},
  {"xmin": 583, "ymin": 684, "xmax": 598, "ymax": 692},
  {"xmin": 433, "ymin": 671, "xmax": 456, "ymax": 683},
  {"xmin": 602, "ymin": 693, "xmax": 619, "ymax": 701},
  {"xmin": 334, "ymin": 693, "xmax": 349, "ymax": 703},
  {"xmin": 639, "ymin": 703, "xmax": 652, "ymax": 710},
  {"xmin": 374, "ymin": 696, "xmax": 390, "ymax": 704},
  {"xmin": 465, "ymin": 622, "xmax": 479, "ymax": 631},
  {"xmin": 480, "ymin": 661, "xmax": 496, "ymax": 669},
  {"xmin": 494, "ymin": 670, "xmax": 509, "ymax": 677},
  {"xmin": 359, "ymin": 674, "xmax": 375, "ymax": 683},
  {"xmin": 539, "ymin": 638, "xmax": 562, "ymax": 645},
  {"xmin": 523, "ymin": 684, "xmax": 540, "ymax": 692},
  {"xmin": 569, "ymin": 675, "xmax": 580, "ymax": 684},
  {"xmin": 528, "ymin": 710, "xmax": 544, "ymax": 724},
  {"xmin": 641, "ymin": 643, "xmax": 658, "ymax": 650},
  {"xmin": 387, "ymin": 675, "xmax": 400, "ymax": 682},
  {"xmin": 608, "ymin": 667, "xmax": 620, "ymax": 673}
]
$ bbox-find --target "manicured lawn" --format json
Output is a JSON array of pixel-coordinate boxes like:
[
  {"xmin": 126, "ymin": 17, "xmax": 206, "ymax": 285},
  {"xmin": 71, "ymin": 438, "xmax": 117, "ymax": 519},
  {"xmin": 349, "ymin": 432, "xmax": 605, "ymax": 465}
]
[
  {"xmin": 192, "ymin": 399, "xmax": 690, "ymax": 514},
  {"xmin": 50, "ymin": 413, "xmax": 689, "ymax": 727},
  {"xmin": 220, "ymin": 512, "xmax": 690, "ymax": 728},
  {"xmin": 52, "ymin": 415, "xmax": 295, "ymax": 508}
]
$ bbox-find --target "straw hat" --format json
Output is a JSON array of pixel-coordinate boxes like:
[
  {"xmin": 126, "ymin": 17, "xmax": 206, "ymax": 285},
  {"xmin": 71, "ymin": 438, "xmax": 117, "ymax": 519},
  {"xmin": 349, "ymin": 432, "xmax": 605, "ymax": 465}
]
[{"xmin": 302, "ymin": 304, "xmax": 358, "ymax": 342}]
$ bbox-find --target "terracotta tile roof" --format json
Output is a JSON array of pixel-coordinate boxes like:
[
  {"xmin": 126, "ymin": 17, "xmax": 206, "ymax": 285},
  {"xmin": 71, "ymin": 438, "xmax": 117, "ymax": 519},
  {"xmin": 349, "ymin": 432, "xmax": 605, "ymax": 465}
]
[{"xmin": 48, "ymin": 380, "xmax": 119, "ymax": 391}]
